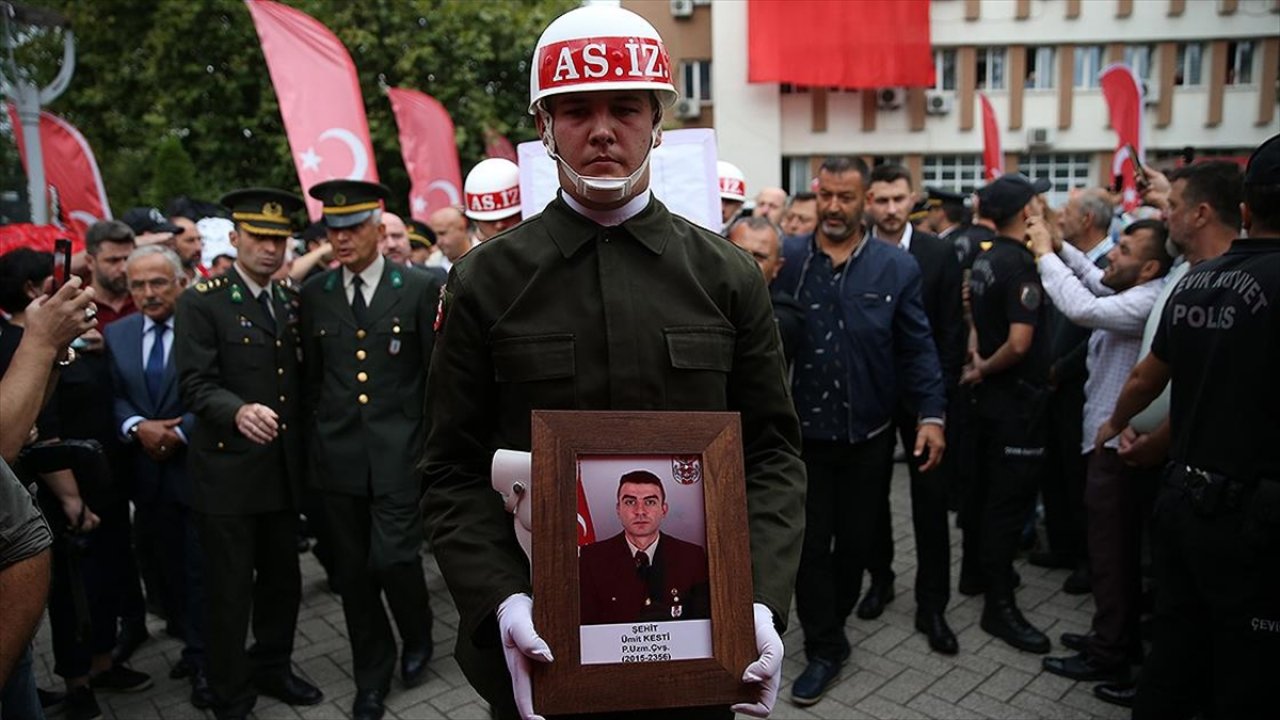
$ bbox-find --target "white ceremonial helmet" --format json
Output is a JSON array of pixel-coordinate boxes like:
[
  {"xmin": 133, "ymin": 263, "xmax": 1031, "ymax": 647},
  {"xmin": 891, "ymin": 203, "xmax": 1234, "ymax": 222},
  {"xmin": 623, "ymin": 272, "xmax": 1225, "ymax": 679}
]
[
  {"xmin": 527, "ymin": 6, "xmax": 679, "ymax": 204},
  {"xmin": 464, "ymin": 158, "xmax": 522, "ymax": 221},
  {"xmin": 718, "ymin": 161, "xmax": 747, "ymax": 202}
]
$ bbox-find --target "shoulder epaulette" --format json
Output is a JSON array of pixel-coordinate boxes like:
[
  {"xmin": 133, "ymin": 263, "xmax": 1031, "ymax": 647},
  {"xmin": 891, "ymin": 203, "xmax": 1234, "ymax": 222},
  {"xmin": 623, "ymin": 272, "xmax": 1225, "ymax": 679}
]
[{"xmin": 194, "ymin": 276, "xmax": 229, "ymax": 294}]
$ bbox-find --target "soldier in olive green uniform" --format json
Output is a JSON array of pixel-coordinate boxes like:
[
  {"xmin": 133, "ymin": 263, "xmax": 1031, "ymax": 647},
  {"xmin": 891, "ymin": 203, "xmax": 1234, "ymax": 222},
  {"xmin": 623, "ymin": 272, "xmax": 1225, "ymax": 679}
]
[
  {"xmin": 420, "ymin": 7, "xmax": 805, "ymax": 719},
  {"xmin": 175, "ymin": 189, "xmax": 322, "ymax": 720},
  {"xmin": 300, "ymin": 181, "xmax": 440, "ymax": 720}
]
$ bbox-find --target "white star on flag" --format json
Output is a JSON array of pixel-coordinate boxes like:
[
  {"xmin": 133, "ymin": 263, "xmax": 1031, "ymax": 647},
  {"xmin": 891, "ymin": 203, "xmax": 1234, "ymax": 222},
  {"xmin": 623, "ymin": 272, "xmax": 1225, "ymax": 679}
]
[
  {"xmin": 412, "ymin": 195, "xmax": 427, "ymax": 214},
  {"xmin": 299, "ymin": 147, "xmax": 322, "ymax": 173}
]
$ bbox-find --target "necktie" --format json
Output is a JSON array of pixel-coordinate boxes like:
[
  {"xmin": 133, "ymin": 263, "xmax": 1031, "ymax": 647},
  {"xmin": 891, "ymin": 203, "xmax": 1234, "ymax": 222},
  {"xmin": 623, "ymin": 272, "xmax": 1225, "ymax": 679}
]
[
  {"xmin": 351, "ymin": 275, "xmax": 368, "ymax": 326},
  {"xmin": 634, "ymin": 550, "xmax": 650, "ymax": 575},
  {"xmin": 145, "ymin": 322, "xmax": 167, "ymax": 403},
  {"xmin": 257, "ymin": 289, "xmax": 275, "ymax": 327}
]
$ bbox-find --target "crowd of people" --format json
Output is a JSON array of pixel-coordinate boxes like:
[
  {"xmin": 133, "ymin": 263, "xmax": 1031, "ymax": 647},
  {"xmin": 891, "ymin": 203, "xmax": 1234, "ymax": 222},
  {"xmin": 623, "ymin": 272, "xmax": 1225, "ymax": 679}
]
[{"xmin": 0, "ymin": 6, "xmax": 1276, "ymax": 720}]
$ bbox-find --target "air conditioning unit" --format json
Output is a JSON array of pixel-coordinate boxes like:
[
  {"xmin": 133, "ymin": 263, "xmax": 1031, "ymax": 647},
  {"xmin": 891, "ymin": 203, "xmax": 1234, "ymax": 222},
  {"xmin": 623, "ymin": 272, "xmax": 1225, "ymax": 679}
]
[
  {"xmin": 670, "ymin": 0, "xmax": 694, "ymax": 18},
  {"xmin": 925, "ymin": 90, "xmax": 954, "ymax": 115},
  {"xmin": 877, "ymin": 87, "xmax": 905, "ymax": 110},
  {"xmin": 1142, "ymin": 80, "xmax": 1160, "ymax": 107},
  {"xmin": 1027, "ymin": 127, "xmax": 1055, "ymax": 148},
  {"xmin": 675, "ymin": 97, "xmax": 702, "ymax": 120}
]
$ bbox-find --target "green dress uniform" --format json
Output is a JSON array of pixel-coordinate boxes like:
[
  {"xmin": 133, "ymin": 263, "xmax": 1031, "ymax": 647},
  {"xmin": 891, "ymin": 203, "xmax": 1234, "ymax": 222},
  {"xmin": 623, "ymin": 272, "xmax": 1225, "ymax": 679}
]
[
  {"xmin": 175, "ymin": 268, "xmax": 306, "ymax": 713},
  {"xmin": 301, "ymin": 251, "xmax": 441, "ymax": 693},
  {"xmin": 421, "ymin": 193, "xmax": 807, "ymax": 718}
]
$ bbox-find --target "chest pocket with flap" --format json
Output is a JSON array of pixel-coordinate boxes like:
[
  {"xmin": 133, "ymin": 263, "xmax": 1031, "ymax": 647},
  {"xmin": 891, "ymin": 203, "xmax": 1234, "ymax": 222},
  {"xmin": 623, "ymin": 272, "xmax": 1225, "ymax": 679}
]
[
  {"xmin": 665, "ymin": 326, "xmax": 734, "ymax": 372},
  {"xmin": 491, "ymin": 334, "xmax": 576, "ymax": 410}
]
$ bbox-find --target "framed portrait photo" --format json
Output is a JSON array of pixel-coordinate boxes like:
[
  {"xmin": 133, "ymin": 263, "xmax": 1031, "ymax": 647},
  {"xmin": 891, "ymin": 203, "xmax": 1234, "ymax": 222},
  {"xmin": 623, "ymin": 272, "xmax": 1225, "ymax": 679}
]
[{"xmin": 530, "ymin": 410, "xmax": 757, "ymax": 715}]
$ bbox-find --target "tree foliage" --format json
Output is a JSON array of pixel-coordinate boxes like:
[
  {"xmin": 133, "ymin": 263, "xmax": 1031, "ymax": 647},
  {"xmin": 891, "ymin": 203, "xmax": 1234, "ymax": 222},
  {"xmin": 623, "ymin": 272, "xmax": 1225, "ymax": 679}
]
[{"xmin": 4, "ymin": 0, "xmax": 577, "ymax": 216}]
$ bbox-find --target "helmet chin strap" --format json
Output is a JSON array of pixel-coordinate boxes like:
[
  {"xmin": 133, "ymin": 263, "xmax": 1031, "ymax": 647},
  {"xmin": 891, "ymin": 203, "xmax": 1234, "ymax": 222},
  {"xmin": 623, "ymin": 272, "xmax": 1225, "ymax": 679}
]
[{"xmin": 538, "ymin": 105, "xmax": 660, "ymax": 205}]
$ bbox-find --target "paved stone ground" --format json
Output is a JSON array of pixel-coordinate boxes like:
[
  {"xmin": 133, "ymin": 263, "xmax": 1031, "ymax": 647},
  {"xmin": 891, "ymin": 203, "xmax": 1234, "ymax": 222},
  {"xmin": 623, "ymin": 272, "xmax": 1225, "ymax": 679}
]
[{"xmin": 32, "ymin": 462, "xmax": 1130, "ymax": 719}]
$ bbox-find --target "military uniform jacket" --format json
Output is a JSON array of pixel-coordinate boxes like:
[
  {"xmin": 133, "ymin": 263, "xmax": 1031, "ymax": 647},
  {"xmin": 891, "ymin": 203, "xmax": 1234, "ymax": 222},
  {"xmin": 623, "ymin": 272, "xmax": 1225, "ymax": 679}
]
[
  {"xmin": 579, "ymin": 532, "xmax": 710, "ymax": 626},
  {"xmin": 421, "ymin": 195, "xmax": 806, "ymax": 653},
  {"xmin": 301, "ymin": 260, "xmax": 441, "ymax": 499},
  {"xmin": 174, "ymin": 268, "xmax": 304, "ymax": 515}
]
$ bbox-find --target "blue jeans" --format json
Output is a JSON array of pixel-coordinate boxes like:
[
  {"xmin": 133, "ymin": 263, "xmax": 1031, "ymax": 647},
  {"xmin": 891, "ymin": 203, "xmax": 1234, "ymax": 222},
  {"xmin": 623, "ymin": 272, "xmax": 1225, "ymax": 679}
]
[{"xmin": 0, "ymin": 643, "xmax": 45, "ymax": 720}]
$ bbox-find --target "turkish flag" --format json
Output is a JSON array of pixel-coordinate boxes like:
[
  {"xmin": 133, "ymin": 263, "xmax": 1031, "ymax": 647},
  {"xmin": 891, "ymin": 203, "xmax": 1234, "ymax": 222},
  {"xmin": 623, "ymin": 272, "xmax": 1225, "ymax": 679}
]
[
  {"xmin": 748, "ymin": 0, "xmax": 933, "ymax": 89},
  {"xmin": 484, "ymin": 128, "xmax": 518, "ymax": 164},
  {"xmin": 576, "ymin": 470, "xmax": 596, "ymax": 548},
  {"xmin": 1100, "ymin": 64, "xmax": 1145, "ymax": 212},
  {"xmin": 245, "ymin": 0, "xmax": 378, "ymax": 220},
  {"xmin": 6, "ymin": 104, "xmax": 110, "ymax": 243},
  {"xmin": 979, "ymin": 93, "xmax": 1004, "ymax": 182},
  {"xmin": 387, "ymin": 87, "xmax": 463, "ymax": 222}
]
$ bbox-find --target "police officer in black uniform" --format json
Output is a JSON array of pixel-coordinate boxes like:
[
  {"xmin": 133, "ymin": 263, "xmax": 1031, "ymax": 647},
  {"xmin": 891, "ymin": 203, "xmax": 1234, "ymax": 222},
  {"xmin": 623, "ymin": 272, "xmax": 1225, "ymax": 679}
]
[
  {"xmin": 174, "ymin": 189, "xmax": 323, "ymax": 720},
  {"xmin": 1098, "ymin": 133, "xmax": 1280, "ymax": 720},
  {"xmin": 958, "ymin": 173, "xmax": 1053, "ymax": 655}
]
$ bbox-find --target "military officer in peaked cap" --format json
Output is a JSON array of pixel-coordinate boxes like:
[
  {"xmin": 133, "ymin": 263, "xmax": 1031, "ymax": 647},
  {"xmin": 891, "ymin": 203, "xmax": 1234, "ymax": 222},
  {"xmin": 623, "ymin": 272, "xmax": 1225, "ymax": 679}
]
[
  {"xmin": 301, "ymin": 180, "xmax": 441, "ymax": 720},
  {"xmin": 174, "ymin": 188, "xmax": 323, "ymax": 720}
]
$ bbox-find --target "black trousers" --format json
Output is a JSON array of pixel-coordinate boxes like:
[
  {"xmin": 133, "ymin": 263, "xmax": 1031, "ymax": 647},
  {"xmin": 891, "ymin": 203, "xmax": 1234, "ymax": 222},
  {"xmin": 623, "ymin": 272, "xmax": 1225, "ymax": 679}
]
[
  {"xmin": 1134, "ymin": 479, "xmax": 1280, "ymax": 720},
  {"xmin": 1082, "ymin": 450, "xmax": 1144, "ymax": 667},
  {"xmin": 960, "ymin": 387, "xmax": 1047, "ymax": 599},
  {"xmin": 322, "ymin": 491, "xmax": 432, "ymax": 692},
  {"xmin": 135, "ymin": 498, "xmax": 206, "ymax": 667},
  {"xmin": 198, "ymin": 509, "xmax": 300, "ymax": 712},
  {"xmin": 866, "ymin": 414, "xmax": 953, "ymax": 614},
  {"xmin": 1039, "ymin": 381, "xmax": 1088, "ymax": 565},
  {"xmin": 795, "ymin": 432, "xmax": 895, "ymax": 662}
]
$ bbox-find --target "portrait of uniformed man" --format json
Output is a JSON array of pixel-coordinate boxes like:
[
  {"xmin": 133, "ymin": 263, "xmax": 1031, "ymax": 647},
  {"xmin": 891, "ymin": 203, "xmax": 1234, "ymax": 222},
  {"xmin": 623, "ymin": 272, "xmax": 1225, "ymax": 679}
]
[{"xmin": 578, "ymin": 470, "xmax": 710, "ymax": 626}]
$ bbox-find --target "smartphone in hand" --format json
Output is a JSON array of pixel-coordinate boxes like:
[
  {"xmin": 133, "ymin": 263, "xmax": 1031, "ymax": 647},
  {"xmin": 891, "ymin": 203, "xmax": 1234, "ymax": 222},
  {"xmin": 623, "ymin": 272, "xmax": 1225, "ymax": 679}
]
[
  {"xmin": 1124, "ymin": 144, "xmax": 1149, "ymax": 190},
  {"xmin": 52, "ymin": 238, "xmax": 73, "ymax": 290}
]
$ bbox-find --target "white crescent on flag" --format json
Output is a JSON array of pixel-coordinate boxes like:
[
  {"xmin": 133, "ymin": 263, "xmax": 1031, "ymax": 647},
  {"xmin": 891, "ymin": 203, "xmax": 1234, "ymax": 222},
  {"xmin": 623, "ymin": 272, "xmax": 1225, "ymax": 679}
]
[{"xmin": 318, "ymin": 127, "xmax": 371, "ymax": 180}]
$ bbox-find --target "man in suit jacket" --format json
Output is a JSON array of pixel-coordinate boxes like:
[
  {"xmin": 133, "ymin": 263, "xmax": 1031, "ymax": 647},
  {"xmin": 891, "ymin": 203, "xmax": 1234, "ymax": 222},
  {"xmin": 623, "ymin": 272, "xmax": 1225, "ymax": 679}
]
[
  {"xmin": 174, "ymin": 189, "xmax": 322, "ymax": 720},
  {"xmin": 105, "ymin": 245, "xmax": 213, "ymax": 707},
  {"xmin": 301, "ymin": 181, "xmax": 441, "ymax": 720},
  {"xmin": 861, "ymin": 165, "xmax": 965, "ymax": 655},
  {"xmin": 579, "ymin": 471, "xmax": 710, "ymax": 626}
]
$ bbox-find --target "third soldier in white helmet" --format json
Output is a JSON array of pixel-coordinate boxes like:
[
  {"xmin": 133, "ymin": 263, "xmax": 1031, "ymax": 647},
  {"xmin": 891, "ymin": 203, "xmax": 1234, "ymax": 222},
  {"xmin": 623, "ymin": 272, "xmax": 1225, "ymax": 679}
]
[
  {"xmin": 420, "ymin": 5, "xmax": 805, "ymax": 720},
  {"xmin": 463, "ymin": 157, "xmax": 523, "ymax": 242},
  {"xmin": 718, "ymin": 160, "xmax": 747, "ymax": 235}
]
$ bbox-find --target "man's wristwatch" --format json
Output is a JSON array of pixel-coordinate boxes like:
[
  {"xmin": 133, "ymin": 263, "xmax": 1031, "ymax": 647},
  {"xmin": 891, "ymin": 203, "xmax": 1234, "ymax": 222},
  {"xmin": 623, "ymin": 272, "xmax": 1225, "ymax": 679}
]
[
  {"xmin": 56, "ymin": 347, "xmax": 77, "ymax": 367},
  {"xmin": 128, "ymin": 423, "xmax": 140, "ymax": 440}
]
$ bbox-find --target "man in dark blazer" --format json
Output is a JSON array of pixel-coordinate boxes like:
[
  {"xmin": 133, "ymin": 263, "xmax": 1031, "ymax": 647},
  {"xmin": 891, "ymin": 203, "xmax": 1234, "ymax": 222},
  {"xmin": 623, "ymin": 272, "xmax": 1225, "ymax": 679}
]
[
  {"xmin": 174, "ymin": 189, "xmax": 322, "ymax": 720},
  {"xmin": 301, "ymin": 180, "xmax": 441, "ymax": 720},
  {"xmin": 105, "ymin": 245, "xmax": 213, "ymax": 708},
  {"xmin": 862, "ymin": 165, "xmax": 966, "ymax": 655},
  {"xmin": 579, "ymin": 471, "xmax": 710, "ymax": 626}
]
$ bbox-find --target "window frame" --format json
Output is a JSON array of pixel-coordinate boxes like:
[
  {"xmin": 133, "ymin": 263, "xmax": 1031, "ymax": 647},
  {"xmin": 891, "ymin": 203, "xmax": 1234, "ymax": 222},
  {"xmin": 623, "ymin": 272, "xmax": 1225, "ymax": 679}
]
[
  {"xmin": 1175, "ymin": 42, "xmax": 1204, "ymax": 87},
  {"xmin": 680, "ymin": 59, "xmax": 713, "ymax": 103},
  {"xmin": 921, "ymin": 154, "xmax": 987, "ymax": 194},
  {"xmin": 1074, "ymin": 45, "xmax": 1105, "ymax": 90},
  {"xmin": 1026, "ymin": 46, "xmax": 1057, "ymax": 91}
]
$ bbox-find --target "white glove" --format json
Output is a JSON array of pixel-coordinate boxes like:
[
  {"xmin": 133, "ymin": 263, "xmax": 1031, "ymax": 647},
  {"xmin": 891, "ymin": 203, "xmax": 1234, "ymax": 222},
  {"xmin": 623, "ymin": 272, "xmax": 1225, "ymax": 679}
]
[
  {"xmin": 492, "ymin": 450, "xmax": 533, "ymax": 559},
  {"xmin": 496, "ymin": 593, "xmax": 554, "ymax": 720},
  {"xmin": 730, "ymin": 603, "xmax": 783, "ymax": 718}
]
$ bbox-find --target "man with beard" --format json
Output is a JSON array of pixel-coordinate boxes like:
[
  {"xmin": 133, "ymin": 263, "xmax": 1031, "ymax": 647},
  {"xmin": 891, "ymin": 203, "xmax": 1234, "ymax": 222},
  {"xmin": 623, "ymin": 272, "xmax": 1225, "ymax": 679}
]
[
  {"xmin": 170, "ymin": 216, "xmax": 207, "ymax": 282},
  {"xmin": 84, "ymin": 221, "xmax": 138, "ymax": 327}
]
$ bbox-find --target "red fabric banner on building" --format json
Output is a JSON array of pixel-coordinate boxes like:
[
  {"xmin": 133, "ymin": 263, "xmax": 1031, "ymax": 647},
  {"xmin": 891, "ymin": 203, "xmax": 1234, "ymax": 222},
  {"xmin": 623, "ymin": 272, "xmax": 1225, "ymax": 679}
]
[
  {"xmin": 6, "ymin": 104, "xmax": 110, "ymax": 242},
  {"xmin": 979, "ymin": 93, "xmax": 1004, "ymax": 182},
  {"xmin": 747, "ymin": 0, "xmax": 934, "ymax": 89},
  {"xmin": 387, "ymin": 88, "xmax": 463, "ymax": 222},
  {"xmin": 245, "ymin": 0, "xmax": 378, "ymax": 220},
  {"xmin": 1100, "ymin": 64, "xmax": 1145, "ymax": 212}
]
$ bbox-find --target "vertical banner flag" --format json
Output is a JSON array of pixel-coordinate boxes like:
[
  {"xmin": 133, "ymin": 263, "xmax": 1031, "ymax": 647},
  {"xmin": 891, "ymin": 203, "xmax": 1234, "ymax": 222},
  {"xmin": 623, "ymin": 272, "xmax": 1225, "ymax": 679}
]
[
  {"xmin": 577, "ymin": 466, "xmax": 596, "ymax": 547},
  {"xmin": 748, "ymin": 0, "xmax": 933, "ymax": 88},
  {"xmin": 1100, "ymin": 63, "xmax": 1145, "ymax": 212},
  {"xmin": 979, "ymin": 92, "xmax": 1004, "ymax": 182},
  {"xmin": 387, "ymin": 88, "xmax": 463, "ymax": 222},
  {"xmin": 245, "ymin": 0, "xmax": 377, "ymax": 220},
  {"xmin": 484, "ymin": 128, "xmax": 518, "ymax": 163},
  {"xmin": 6, "ymin": 104, "xmax": 111, "ymax": 244}
]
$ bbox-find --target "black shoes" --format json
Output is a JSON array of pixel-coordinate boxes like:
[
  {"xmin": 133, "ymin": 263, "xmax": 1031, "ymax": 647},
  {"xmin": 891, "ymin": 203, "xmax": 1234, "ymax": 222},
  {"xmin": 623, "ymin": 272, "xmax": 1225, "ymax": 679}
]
[
  {"xmin": 190, "ymin": 667, "xmax": 215, "ymax": 710},
  {"xmin": 401, "ymin": 642, "xmax": 433, "ymax": 688},
  {"xmin": 1094, "ymin": 681, "xmax": 1138, "ymax": 708},
  {"xmin": 110, "ymin": 622, "xmax": 151, "ymax": 666},
  {"xmin": 958, "ymin": 569, "xmax": 1021, "ymax": 596},
  {"xmin": 914, "ymin": 611, "xmax": 959, "ymax": 655},
  {"xmin": 1028, "ymin": 551, "xmax": 1074, "ymax": 570},
  {"xmin": 89, "ymin": 665, "xmax": 153, "ymax": 693},
  {"xmin": 253, "ymin": 671, "xmax": 323, "ymax": 706},
  {"xmin": 352, "ymin": 688, "xmax": 388, "ymax": 720},
  {"xmin": 1062, "ymin": 565, "xmax": 1092, "ymax": 595},
  {"xmin": 1060, "ymin": 631, "xmax": 1089, "ymax": 652},
  {"xmin": 64, "ymin": 686, "xmax": 102, "ymax": 720},
  {"xmin": 855, "ymin": 582, "xmax": 895, "ymax": 620},
  {"xmin": 1042, "ymin": 652, "xmax": 1130, "ymax": 682},
  {"xmin": 981, "ymin": 597, "xmax": 1050, "ymax": 654},
  {"xmin": 790, "ymin": 656, "xmax": 843, "ymax": 707}
]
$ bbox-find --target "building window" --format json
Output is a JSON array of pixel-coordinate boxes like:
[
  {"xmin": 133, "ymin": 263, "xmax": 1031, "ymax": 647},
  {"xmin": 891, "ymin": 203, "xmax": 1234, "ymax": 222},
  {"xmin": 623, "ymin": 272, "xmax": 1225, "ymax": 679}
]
[
  {"xmin": 977, "ymin": 47, "xmax": 1006, "ymax": 90},
  {"xmin": 934, "ymin": 48, "xmax": 957, "ymax": 91},
  {"xmin": 1124, "ymin": 44, "xmax": 1155, "ymax": 82},
  {"xmin": 784, "ymin": 157, "xmax": 811, "ymax": 195},
  {"xmin": 1018, "ymin": 152, "xmax": 1093, "ymax": 206},
  {"xmin": 922, "ymin": 155, "xmax": 986, "ymax": 193},
  {"xmin": 1074, "ymin": 45, "xmax": 1104, "ymax": 89},
  {"xmin": 1175, "ymin": 43, "xmax": 1203, "ymax": 86},
  {"xmin": 681, "ymin": 59, "xmax": 712, "ymax": 102},
  {"xmin": 1226, "ymin": 40, "xmax": 1255, "ymax": 85},
  {"xmin": 1026, "ymin": 46, "xmax": 1056, "ymax": 90}
]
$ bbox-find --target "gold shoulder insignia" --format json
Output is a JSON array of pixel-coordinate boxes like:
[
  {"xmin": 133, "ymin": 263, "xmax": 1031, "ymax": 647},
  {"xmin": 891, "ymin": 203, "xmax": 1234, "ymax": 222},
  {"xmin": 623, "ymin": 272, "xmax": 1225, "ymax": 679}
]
[{"xmin": 195, "ymin": 276, "xmax": 228, "ymax": 294}]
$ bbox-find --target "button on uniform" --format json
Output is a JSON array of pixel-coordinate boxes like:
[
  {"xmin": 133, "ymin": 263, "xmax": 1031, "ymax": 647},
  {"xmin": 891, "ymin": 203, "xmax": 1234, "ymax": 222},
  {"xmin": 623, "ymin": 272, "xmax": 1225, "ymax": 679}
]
[
  {"xmin": 357, "ymin": 372, "xmax": 368, "ymax": 383},
  {"xmin": 358, "ymin": 393, "xmax": 369, "ymax": 405}
]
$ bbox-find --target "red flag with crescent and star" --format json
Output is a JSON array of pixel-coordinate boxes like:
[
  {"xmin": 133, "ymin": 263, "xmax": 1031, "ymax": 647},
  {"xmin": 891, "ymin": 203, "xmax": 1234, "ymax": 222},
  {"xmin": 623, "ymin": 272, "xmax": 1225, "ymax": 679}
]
[
  {"xmin": 1100, "ymin": 63, "xmax": 1145, "ymax": 212},
  {"xmin": 979, "ymin": 92, "xmax": 1004, "ymax": 182},
  {"xmin": 387, "ymin": 87, "xmax": 464, "ymax": 223},
  {"xmin": 577, "ymin": 466, "xmax": 596, "ymax": 547},
  {"xmin": 6, "ymin": 103, "xmax": 110, "ymax": 243},
  {"xmin": 245, "ymin": 0, "xmax": 378, "ymax": 220}
]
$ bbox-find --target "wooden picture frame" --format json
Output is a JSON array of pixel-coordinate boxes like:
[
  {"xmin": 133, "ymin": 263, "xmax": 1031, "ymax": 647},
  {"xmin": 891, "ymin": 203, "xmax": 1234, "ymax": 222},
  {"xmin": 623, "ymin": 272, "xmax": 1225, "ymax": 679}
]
[{"xmin": 530, "ymin": 410, "xmax": 757, "ymax": 715}]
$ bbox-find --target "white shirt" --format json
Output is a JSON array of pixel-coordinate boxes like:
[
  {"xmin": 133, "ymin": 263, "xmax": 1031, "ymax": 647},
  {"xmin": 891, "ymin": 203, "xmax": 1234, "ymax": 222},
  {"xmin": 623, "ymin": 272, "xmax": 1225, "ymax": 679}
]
[
  {"xmin": 563, "ymin": 190, "xmax": 652, "ymax": 227},
  {"xmin": 626, "ymin": 535, "xmax": 659, "ymax": 564},
  {"xmin": 873, "ymin": 221, "xmax": 913, "ymax": 252},
  {"xmin": 343, "ymin": 254, "xmax": 385, "ymax": 306},
  {"xmin": 121, "ymin": 314, "xmax": 187, "ymax": 444}
]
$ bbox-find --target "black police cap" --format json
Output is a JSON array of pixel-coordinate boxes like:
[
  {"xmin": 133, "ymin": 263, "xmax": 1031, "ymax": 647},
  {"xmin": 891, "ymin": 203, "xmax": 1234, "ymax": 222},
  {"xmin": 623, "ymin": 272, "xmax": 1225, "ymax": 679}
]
[
  {"xmin": 926, "ymin": 187, "xmax": 967, "ymax": 208},
  {"xmin": 407, "ymin": 220, "xmax": 436, "ymax": 248},
  {"xmin": 1244, "ymin": 133, "xmax": 1280, "ymax": 186},
  {"xmin": 308, "ymin": 180, "xmax": 391, "ymax": 229},
  {"xmin": 975, "ymin": 173, "xmax": 1052, "ymax": 223},
  {"xmin": 121, "ymin": 207, "xmax": 182, "ymax": 235},
  {"xmin": 909, "ymin": 197, "xmax": 931, "ymax": 222},
  {"xmin": 219, "ymin": 188, "xmax": 305, "ymax": 238}
]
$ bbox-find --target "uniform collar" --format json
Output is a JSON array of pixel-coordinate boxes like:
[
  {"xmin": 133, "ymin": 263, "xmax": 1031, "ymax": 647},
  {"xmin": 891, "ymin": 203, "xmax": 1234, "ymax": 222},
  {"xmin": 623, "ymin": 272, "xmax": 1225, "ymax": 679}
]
[
  {"xmin": 562, "ymin": 188, "xmax": 652, "ymax": 227},
  {"xmin": 233, "ymin": 264, "xmax": 271, "ymax": 301},
  {"xmin": 626, "ymin": 534, "xmax": 659, "ymax": 563},
  {"xmin": 544, "ymin": 192, "xmax": 668, "ymax": 258},
  {"xmin": 342, "ymin": 253, "xmax": 385, "ymax": 292}
]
